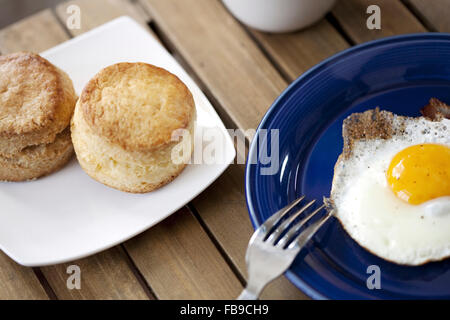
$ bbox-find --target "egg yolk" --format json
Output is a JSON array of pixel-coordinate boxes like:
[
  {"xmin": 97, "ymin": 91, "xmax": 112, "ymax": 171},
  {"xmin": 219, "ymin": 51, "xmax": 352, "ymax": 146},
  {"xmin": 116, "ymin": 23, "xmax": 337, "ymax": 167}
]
[{"xmin": 386, "ymin": 144, "xmax": 450, "ymax": 205}]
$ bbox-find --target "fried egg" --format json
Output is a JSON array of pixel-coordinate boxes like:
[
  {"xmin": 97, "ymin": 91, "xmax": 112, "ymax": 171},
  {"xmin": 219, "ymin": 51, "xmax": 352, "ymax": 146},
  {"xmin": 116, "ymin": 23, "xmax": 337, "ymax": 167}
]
[{"xmin": 330, "ymin": 109, "xmax": 450, "ymax": 265}]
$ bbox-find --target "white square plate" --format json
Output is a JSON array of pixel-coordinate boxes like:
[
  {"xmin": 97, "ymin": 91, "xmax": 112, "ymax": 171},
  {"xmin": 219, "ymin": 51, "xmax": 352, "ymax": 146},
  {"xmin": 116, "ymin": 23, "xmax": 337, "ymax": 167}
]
[{"xmin": 0, "ymin": 17, "xmax": 235, "ymax": 266}]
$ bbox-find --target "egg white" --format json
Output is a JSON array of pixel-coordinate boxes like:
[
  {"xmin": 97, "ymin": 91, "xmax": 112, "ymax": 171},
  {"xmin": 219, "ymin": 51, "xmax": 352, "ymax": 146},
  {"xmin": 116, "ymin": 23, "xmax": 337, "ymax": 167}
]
[{"xmin": 331, "ymin": 116, "xmax": 450, "ymax": 265}]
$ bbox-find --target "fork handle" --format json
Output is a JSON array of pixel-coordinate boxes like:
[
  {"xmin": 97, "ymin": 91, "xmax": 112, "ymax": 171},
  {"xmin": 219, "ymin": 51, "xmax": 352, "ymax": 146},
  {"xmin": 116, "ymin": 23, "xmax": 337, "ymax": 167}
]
[
  {"xmin": 237, "ymin": 288, "xmax": 259, "ymax": 300},
  {"xmin": 237, "ymin": 280, "xmax": 266, "ymax": 300}
]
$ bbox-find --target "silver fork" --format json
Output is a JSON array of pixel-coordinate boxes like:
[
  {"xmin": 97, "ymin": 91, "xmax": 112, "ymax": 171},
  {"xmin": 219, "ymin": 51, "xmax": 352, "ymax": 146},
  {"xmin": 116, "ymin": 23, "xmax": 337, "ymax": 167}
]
[{"xmin": 238, "ymin": 196, "xmax": 333, "ymax": 300}]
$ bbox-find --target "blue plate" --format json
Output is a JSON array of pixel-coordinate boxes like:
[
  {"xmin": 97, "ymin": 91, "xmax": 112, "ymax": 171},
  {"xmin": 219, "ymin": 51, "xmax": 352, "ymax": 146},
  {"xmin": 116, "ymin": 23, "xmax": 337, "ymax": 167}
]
[{"xmin": 245, "ymin": 34, "xmax": 450, "ymax": 300}]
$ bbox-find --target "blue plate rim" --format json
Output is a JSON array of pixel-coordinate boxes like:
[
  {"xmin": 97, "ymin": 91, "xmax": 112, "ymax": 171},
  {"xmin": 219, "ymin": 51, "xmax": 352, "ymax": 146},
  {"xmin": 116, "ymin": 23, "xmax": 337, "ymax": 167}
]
[{"xmin": 244, "ymin": 32, "xmax": 450, "ymax": 300}]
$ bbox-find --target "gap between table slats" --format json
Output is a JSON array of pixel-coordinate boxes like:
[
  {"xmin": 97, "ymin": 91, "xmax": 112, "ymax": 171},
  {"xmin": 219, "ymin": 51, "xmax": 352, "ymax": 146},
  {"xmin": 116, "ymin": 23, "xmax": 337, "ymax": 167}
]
[
  {"xmin": 403, "ymin": 0, "xmax": 450, "ymax": 32},
  {"xmin": 243, "ymin": 0, "xmax": 430, "ymax": 84},
  {"xmin": 330, "ymin": 0, "xmax": 427, "ymax": 44}
]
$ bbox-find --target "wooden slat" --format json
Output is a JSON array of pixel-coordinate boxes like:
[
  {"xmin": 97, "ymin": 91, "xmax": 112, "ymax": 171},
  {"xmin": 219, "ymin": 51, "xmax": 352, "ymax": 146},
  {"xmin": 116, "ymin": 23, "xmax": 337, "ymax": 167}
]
[
  {"xmin": 55, "ymin": 0, "xmax": 150, "ymax": 36},
  {"xmin": 332, "ymin": 0, "xmax": 426, "ymax": 43},
  {"xmin": 0, "ymin": 252, "xmax": 48, "ymax": 299},
  {"xmin": 0, "ymin": 7, "xmax": 151, "ymax": 300},
  {"xmin": 41, "ymin": 247, "xmax": 150, "ymax": 300},
  {"xmin": 210, "ymin": 19, "xmax": 346, "ymax": 298},
  {"xmin": 192, "ymin": 165, "xmax": 251, "ymax": 275},
  {"xmin": 405, "ymin": 0, "xmax": 450, "ymax": 32},
  {"xmin": 251, "ymin": 19, "xmax": 349, "ymax": 81},
  {"xmin": 228, "ymin": 17, "xmax": 345, "ymax": 299},
  {"xmin": 192, "ymin": 164, "xmax": 309, "ymax": 300},
  {"xmin": 140, "ymin": 0, "xmax": 287, "ymax": 135},
  {"xmin": 124, "ymin": 208, "xmax": 242, "ymax": 299},
  {"xmin": 191, "ymin": 140, "xmax": 309, "ymax": 300},
  {"xmin": 226, "ymin": 17, "xmax": 347, "ymax": 298},
  {"xmin": 55, "ymin": 0, "xmax": 243, "ymax": 300},
  {"xmin": 0, "ymin": 10, "xmax": 68, "ymax": 54},
  {"xmin": 261, "ymin": 277, "xmax": 310, "ymax": 300},
  {"xmin": 139, "ymin": 0, "xmax": 309, "ymax": 300}
]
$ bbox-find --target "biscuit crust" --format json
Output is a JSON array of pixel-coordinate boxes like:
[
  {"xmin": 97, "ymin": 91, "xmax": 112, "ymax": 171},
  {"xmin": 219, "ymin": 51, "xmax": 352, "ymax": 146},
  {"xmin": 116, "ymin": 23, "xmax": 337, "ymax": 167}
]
[
  {"xmin": 0, "ymin": 52, "xmax": 77, "ymax": 156},
  {"xmin": 80, "ymin": 63, "xmax": 195, "ymax": 152},
  {"xmin": 72, "ymin": 63, "xmax": 196, "ymax": 193},
  {"xmin": 0, "ymin": 127, "xmax": 74, "ymax": 181}
]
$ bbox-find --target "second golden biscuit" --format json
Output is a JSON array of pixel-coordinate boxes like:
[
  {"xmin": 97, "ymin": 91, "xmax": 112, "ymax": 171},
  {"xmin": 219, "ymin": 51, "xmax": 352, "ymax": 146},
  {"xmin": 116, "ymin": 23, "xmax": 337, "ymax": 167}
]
[{"xmin": 0, "ymin": 52, "xmax": 77, "ymax": 156}]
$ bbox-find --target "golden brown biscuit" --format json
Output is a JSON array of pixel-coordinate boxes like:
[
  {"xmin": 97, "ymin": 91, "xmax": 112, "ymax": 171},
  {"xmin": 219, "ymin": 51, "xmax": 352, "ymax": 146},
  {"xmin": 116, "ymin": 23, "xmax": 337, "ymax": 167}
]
[
  {"xmin": 71, "ymin": 63, "xmax": 196, "ymax": 193},
  {"xmin": 0, "ymin": 127, "xmax": 73, "ymax": 181},
  {"xmin": 0, "ymin": 52, "xmax": 77, "ymax": 156}
]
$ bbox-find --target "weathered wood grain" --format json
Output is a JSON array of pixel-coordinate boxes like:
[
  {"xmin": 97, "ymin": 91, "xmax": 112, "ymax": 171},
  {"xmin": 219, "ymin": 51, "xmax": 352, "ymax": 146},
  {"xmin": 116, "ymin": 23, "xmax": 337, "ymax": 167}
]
[
  {"xmin": 55, "ymin": 0, "xmax": 150, "ymax": 36},
  {"xmin": 192, "ymin": 163, "xmax": 309, "ymax": 300},
  {"xmin": 0, "ymin": 9, "xmax": 68, "ymax": 54},
  {"xmin": 0, "ymin": 251, "xmax": 48, "ymax": 299},
  {"xmin": 192, "ymin": 164, "xmax": 251, "ymax": 276},
  {"xmin": 250, "ymin": 19, "xmax": 349, "ymax": 81},
  {"xmin": 405, "ymin": 0, "xmax": 450, "ymax": 32},
  {"xmin": 332, "ymin": 0, "xmax": 426, "ymax": 43},
  {"xmin": 124, "ymin": 208, "xmax": 242, "ymax": 299}
]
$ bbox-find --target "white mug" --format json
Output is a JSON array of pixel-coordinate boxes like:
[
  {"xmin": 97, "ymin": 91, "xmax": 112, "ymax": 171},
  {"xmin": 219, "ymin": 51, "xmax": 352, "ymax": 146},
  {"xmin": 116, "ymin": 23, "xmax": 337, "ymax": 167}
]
[{"xmin": 222, "ymin": 0, "xmax": 337, "ymax": 33}]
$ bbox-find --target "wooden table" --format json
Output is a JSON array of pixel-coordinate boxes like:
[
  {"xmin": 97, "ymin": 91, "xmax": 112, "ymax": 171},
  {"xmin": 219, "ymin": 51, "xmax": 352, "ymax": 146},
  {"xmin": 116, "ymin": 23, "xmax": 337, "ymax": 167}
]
[{"xmin": 0, "ymin": 0, "xmax": 445, "ymax": 300}]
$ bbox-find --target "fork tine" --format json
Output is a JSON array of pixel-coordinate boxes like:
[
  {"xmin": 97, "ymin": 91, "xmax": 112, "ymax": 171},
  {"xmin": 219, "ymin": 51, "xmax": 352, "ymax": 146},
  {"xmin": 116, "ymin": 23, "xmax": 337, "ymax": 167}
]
[
  {"xmin": 287, "ymin": 211, "xmax": 333, "ymax": 250},
  {"xmin": 240, "ymin": 201, "xmax": 332, "ymax": 300},
  {"xmin": 276, "ymin": 204, "xmax": 326, "ymax": 248},
  {"xmin": 266, "ymin": 199, "xmax": 315, "ymax": 244},
  {"xmin": 260, "ymin": 195, "xmax": 305, "ymax": 233}
]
